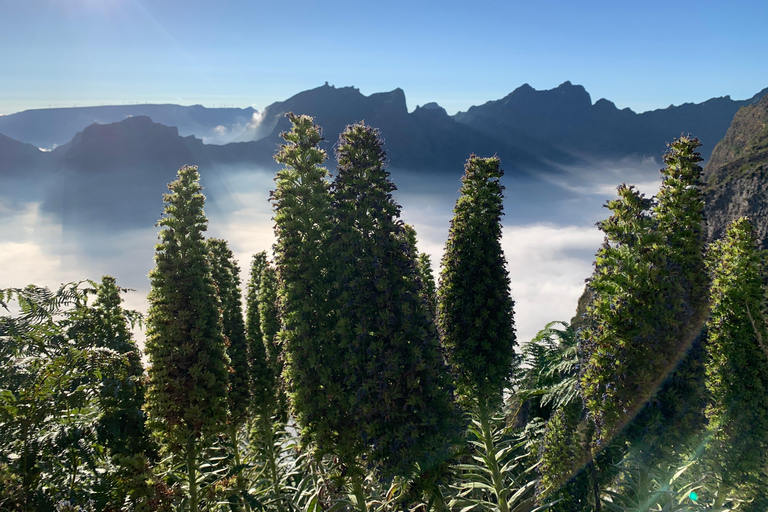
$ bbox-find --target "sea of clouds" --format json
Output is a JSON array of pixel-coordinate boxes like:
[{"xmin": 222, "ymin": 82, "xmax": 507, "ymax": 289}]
[{"xmin": 0, "ymin": 155, "xmax": 664, "ymax": 348}]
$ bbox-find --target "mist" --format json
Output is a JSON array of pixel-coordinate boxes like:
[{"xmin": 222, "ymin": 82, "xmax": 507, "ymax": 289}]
[{"xmin": 0, "ymin": 155, "xmax": 664, "ymax": 346}]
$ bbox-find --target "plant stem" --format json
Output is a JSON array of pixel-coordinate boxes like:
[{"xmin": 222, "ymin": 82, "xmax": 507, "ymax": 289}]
[
  {"xmin": 477, "ymin": 398, "xmax": 509, "ymax": 512},
  {"xmin": 187, "ymin": 436, "xmax": 198, "ymax": 512},
  {"xmin": 589, "ymin": 458, "xmax": 601, "ymax": 512},
  {"xmin": 713, "ymin": 482, "xmax": 731, "ymax": 511},
  {"xmin": 431, "ymin": 486, "xmax": 447, "ymax": 512},
  {"xmin": 230, "ymin": 423, "xmax": 251, "ymax": 512},
  {"xmin": 351, "ymin": 475, "xmax": 368, "ymax": 512},
  {"xmin": 262, "ymin": 412, "xmax": 282, "ymax": 511}
]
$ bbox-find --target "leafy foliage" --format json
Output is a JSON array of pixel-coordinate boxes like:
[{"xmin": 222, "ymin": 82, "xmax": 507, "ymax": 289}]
[
  {"xmin": 0, "ymin": 280, "xmax": 167, "ymax": 511},
  {"xmin": 601, "ymin": 456, "xmax": 700, "ymax": 512},
  {"xmin": 449, "ymin": 407, "xmax": 541, "ymax": 512},
  {"xmin": 515, "ymin": 322, "xmax": 593, "ymax": 510},
  {"xmin": 518, "ymin": 321, "xmax": 581, "ymax": 421}
]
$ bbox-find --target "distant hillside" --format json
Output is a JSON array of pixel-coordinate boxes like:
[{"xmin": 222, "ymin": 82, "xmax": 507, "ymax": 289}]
[
  {"xmin": 44, "ymin": 116, "xmax": 212, "ymax": 229},
  {"xmin": 3, "ymin": 82, "xmax": 768, "ymax": 232},
  {"xmin": 704, "ymin": 94, "xmax": 768, "ymax": 248},
  {"xmin": 0, "ymin": 134, "xmax": 51, "ymax": 177},
  {"xmin": 0, "ymin": 104, "xmax": 256, "ymax": 148}
]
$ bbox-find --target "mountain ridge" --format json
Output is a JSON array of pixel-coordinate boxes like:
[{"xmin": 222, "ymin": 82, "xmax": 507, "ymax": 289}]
[
  {"xmin": 2, "ymin": 82, "xmax": 766, "ymax": 165},
  {"xmin": 3, "ymin": 82, "xmax": 768, "ymax": 231}
]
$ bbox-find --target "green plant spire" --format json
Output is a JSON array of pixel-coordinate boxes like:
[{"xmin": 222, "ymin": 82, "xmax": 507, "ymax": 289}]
[
  {"xmin": 246, "ymin": 251, "xmax": 273, "ymax": 416},
  {"xmin": 144, "ymin": 165, "xmax": 230, "ymax": 512},
  {"xmin": 245, "ymin": 251, "xmax": 268, "ymax": 348},
  {"xmin": 330, "ymin": 122, "xmax": 462, "ymax": 478},
  {"xmin": 536, "ymin": 404, "xmax": 591, "ymax": 511},
  {"xmin": 624, "ymin": 136, "xmax": 709, "ymax": 460},
  {"xmin": 206, "ymin": 238, "xmax": 251, "ymax": 507},
  {"xmin": 271, "ymin": 113, "xmax": 344, "ymax": 459},
  {"xmin": 257, "ymin": 262, "xmax": 287, "ymax": 419},
  {"xmin": 207, "ymin": 238, "xmax": 250, "ymax": 428},
  {"xmin": 580, "ymin": 184, "xmax": 661, "ymax": 444},
  {"xmin": 400, "ymin": 224, "xmax": 438, "ymax": 323},
  {"xmin": 581, "ymin": 138, "xmax": 709, "ymax": 460},
  {"xmin": 437, "ymin": 155, "xmax": 516, "ymax": 411},
  {"xmin": 705, "ymin": 217, "xmax": 768, "ymax": 496}
]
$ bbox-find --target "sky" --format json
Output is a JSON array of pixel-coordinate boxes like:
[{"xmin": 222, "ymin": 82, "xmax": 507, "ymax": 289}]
[{"xmin": 2, "ymin": 0, "xmax": 767, "ymax": 116}]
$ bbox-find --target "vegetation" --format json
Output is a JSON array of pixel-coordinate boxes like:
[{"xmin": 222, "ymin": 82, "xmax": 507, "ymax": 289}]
[
  {"xmin": 144, "ymin": 165, "xmax": 230, "ymax": 512},
  {"xmin": 702, "ymin": 217, "xmax": 768, "ymax": 507},
  {"xmin": 437, "ymin": 155, "xmax": 516, "ymax": 412},
  {"xmin": 2, "ymin": 121, "xmax": 767, "ymax": 511}
]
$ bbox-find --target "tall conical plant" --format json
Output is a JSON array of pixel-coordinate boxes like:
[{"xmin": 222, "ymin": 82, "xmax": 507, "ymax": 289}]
[
  {"xmin": 437, "ymin": 155, "xmax": 516, "ymax": 411},
  {"xmin": 207, "ymin": 238, "xmax": 250, "ymax": 507},
  {"xmin": 579, "ymin": 184, "xmax": 661, "ymax": 444},
  {"xmin": 257, "ymin": 262, "xmax": 286, "ymax": 419},
  {"xmin": 246, "ymin": 251, "xmax": 274, "ymax": 417},
  {"xmin": 623, "ymin": 136, "xmax": 709, "ymax": 461},
  {"xmin": 244, "ymin": 251, "xmax": 289, "ymax": 510},
  {"xmin": 271, "ymin": 114, "xmax": 345, "ymax": 460},
  {"xmin": 208, "ymin": 238, "xmax": 249, "ymax": 428},
  {"xmin": 144, "ymin": 165, "xmax": 230, "ymax": 512},
  {"xmin": 436, "ymin": 155, "xmax": 518, "ymax": 512},
  {"xmin": 581, "ymin": 137, "xmax": 709, "ymax": 457},
  {"xmin": 704, "ymin": 217, "xmax": 768, "ymax": 505},
  {"xmin": 330, "ymin": 122, "xmax": 462, "ymax": 480},
  {"xmin": 401, "ymin": 224, "xmax": 438, "ymax": 324}
]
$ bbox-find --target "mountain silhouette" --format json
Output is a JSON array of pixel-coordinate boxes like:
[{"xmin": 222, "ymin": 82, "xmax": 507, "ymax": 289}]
[
  {"xmin": 3, "ymin": 82, "xmax": 768, "ymax": 231},
  {"xmin": 0, "ymin": 104, "xmax": 256, "ymax": 149},
  {"xmin": 455, "ymin": 81, "xmax": 768, "ymax": 161},
  {"xmin": 43, "ymin": 116, "xmax": 212, "ymax": 229},
  {"xmin": 231, "ymin": 83, "xmax": 557, "ymax": 175}
]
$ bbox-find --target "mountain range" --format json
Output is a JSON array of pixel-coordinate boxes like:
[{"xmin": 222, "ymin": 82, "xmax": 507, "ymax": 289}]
[{"xmin": 2, "ymin": 81, "xmax": 767, "ymax": 229}]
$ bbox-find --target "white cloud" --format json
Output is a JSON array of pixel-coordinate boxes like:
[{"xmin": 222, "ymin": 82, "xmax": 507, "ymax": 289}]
[
  {"xmin": 394, "ymin": 184, "xmax": 604, "ymax": 344},
  {"xmin": 0, "ymin": 198, "xmax": 154, "ymax": 347},
  {"xmin": 2, "ymin": 158, "xmax": 644, "ymax": 358},
  {"xmin": 500, "ymin": 224, "xmax": 602, "ymax": 343}
]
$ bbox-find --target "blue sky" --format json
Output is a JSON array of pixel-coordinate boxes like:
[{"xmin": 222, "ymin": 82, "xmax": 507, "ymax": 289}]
[{"xmin": 2, "ymin": 0, "xmax": 767, "ymax": 116}]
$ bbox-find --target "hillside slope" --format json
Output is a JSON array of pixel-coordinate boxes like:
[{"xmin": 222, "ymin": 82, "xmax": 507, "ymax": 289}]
[{"xmin": 704, "ymin": 94, "xmax": 768, "ymax": 248}]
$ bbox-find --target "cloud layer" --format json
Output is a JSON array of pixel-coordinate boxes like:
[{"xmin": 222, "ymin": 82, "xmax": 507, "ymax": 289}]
[{"xmin": 2, "ymin": 155, "xmax": 660, "ymax": 354}]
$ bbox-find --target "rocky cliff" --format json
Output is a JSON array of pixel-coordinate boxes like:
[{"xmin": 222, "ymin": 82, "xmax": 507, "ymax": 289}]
[{"xmin": 703, "ymin": 94, "xmax": 768, "ymax": 248}]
